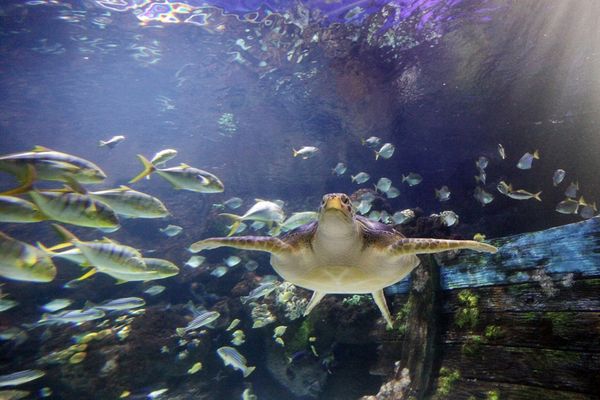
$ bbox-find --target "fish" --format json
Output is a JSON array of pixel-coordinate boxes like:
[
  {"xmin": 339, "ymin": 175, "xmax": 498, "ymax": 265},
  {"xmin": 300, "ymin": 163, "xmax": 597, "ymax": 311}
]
[
  {"xmin": 516, "ymin": 150, "xmax": 539, "ymax": 170},
  {"xmin": 361, "ymin": 136, "xmax": 381, "ymax": 148},
  {"xmin": 280, "ymin": 212, "xmax": 318, "ymax": 232},
  {"xmin": 350, "ymin": 172, "xmax": 370, "ymax": 184},
  {"xmin": 385, "ymin": 187, "xmax": 400, "ymax": 199},
  {"xmin": 357, "ymin": 192, "xmax": 376, "ymax": 203},
  {"xmin": 39, "ymin": 308, "xmax": 105, "ymax": 325},
  {"xmin": 95, "ymin": 258, "xmax": 179, "ymax": 283},
  {"xmin": 292, "ymin": 146, "xmax": 319, "ymax": 159},
  {"xmin": 223, "ymin": 197, "xmax": 243, "ymax": 210},
  {"xmin": 553, "ymin": 169, "xmax": 566, "ymax": 186},
  {"xmin": 185, "ymin": 255, "xmax": 205, "ymax": 268},
  {"xmin": 226, "ymin": 319, "xmax": 241, "ymax": 331},
  {"xmin": 474, "ymin": 187, "xmax": 494, "ymax": 206},
  {"xmin": 98, "ymin": 135, "xmax": 125, "ymax": 148},
  {"xmin": 332, "ymin": 162, "xmax": 347, "ymax": 176},
  {"xmin": 0, "ymin": 232, "xmax": 56, "ymax": 282},
  {"xmin": 565, "ymin": 181, "xmax": 578, "ymax": 198},
  {"xmin": 224, "ymin": 256, "xmax": 241, "ymax": 267},
  {"xmin": 242, "ymin": 388, "xmax": 257, "ymax": 400},
  {"xmin": 374, "ymin": 143, "xmax": 395, "ymax": 160},
  {"xmin": 580, "ymin": 202, "xmax": 597, "ymax": 219},
  {"xmin": 0, "ymin": 327, "xmax": 28, "ymax": 346},
  {"xmin": 355, "ymin": 200, "xmax": 372, "ymax": 215},
  {"xmin": 150, "ymin": 149, "xmax": 178, "ymax": 166},
  {"xmin": 435, "ymin": 186, "xmax": 451, "ymax": 202},
  {"xmin": 176, "ymin": 311, "xmax": 220, "ymax": 336},
  {"xmin": 147, "ymin": 389, "xmax": 168, "ymax": 399},
  {"xmin": 506, "ymin": 189, "xmax": 542, "ymax": 201},
  {"xmin": 375, "ymin": 177, "xmax": 392, "ymax": 193},
  {"xmin": 215, "ymin": 200, "xmax": 285, "ymax": 237},
  {"xmin": 0, "ymin": 196, "xmax": 46, "ymax": 223},
  {"xmin": 29, "ymin": 191, "xmax": 120, "ymax": 230},
  {"xmin": 41, "ymin": 298, "xmax": 72, "ymax": 312},
  {"xmin": 130, "ymin": 155, "xmax": 224, "ymax": 193},
  {"xmin": 402, "ymin": 173, "xmax": 422, "ymax": 186},
  {"xmin": 439, "ymin": 210, "xmax": 459, "ymax": 227},
  {"xmin": 89, "ymin": 186, "xmax": 169, "ymax": 219},
  {"xmin": 391, "ymin": 209, "xmax": 414, "ymax": 225},
  {"xmin": 250, "ymin": 221, "xmax": 265, "ymax": 231},
  {"xmin": 275, "ymin": 337, "xmax": 285, "ymax": 346},
  {"xmin": 231, "ymin": 329, "xmax": 246, "ymax": 346},
  {"xmin": 244, "ymin": 260, "xmax": 259, "ymax": 271},
  {"xmin": 210, "ymin": 266, "xmax": 228, "ymax": 278},
  {"xmin": 475, "ymin": 156, "xmax": 489, "ymax": 171},
  {"xmin": 273, "ymin": 325, "xmax": 287, "ymax": 337},
  {"xmin": 497, "ymin": 181, "xmax": 511, "ymax": 195},
  {"xmin": 143, "ymin": 285, "xmax": 165, "ymax": 296},
  {"xmin": 0, "ymin": 390, "xmax": 30, "ymax": 400},
  {"xmin": 240, "ymin": 281, "xmax": 278, "ymax": 304},
  {"xmin": 93, "ymin": 297, "xmax": 146, "ymax": 311},
  {"xmin": 160, "ymin": 225, "xmax": 183, "ymax": 237},
  {"xmin": 187, "ymin": 362, "xmax": 203, "ymax": 374},
  {"xmin": 0, "ymin": 370, "xmax": 45, "ymax": 388},
  {"xmin": 0, "ymin": 146, "xmax": 106, "ymax": 193},
  {"xmin": 216, "ymin": 346, "xmax": 256, "ymax": 377},
  {"xmin": 498, "ymin": 144, "xmax": 506, "ymax": 159},
  {"xmin": 555, "ymin": 197, "xmax": 585, "ymax": 214},
  {"xmin": 0, "ymin": 299, "xmax": 18, "ymax": 312},
  {"xmin": 368, "ymin": 210, "xmax": 381, "ymax": 221}
]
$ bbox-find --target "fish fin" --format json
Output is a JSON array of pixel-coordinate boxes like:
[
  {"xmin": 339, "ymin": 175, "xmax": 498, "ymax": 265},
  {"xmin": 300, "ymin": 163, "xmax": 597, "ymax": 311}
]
[
  {"xmin": 292, "ymin": 149, "xmax": 298, "ymax": 157},
  {"xmin": 304, "ymin": 291, "xmax": 325, "ymax": 316},
  {"xmin": 371, "ymin": 290, "xmax": 393, "ymax": 328},
  {"xmin": 374, "ymin": 150, "xmax": 380, "ymax": 160},
  {"xmin": 98, "ymin": 140, "xmax": 106, "ymax": 147},
  {"xmin": 129, "ymin": 155, "xmax": 156, "ymax": 183},
  {"xmin": 243, "ymin": 366, "xmax": 256, "ymax": 378},
  {"xmin": 63, "ymin": 176, "xmax": 87, "ymax": 194},
  {"xmin": 219, "ymin": 213, "xmax": 242, "ymax": 236},
  {"xmin": 118, "ymin": 185, "xmax": 131, "ymax": 191},
  {"xmin": 533, "ymin": 191, "xmax": 542, "ymax": 202},
  {"xmin": 32, "ymin": 145, "xmax": 52, "ymax": 152},
  {"xmin": 578, "ymin": 196, "xmax": 587, "ymax": 206},
  {"xmin": 114, "ymin": 279, "xmax": 128, "ymax": 285},
  {"xmin": 189, "ymin": 236, "xmax": 291, "ymax": 254},
  {"xmin": 83, "ymin": 300, "xmax": 95, "ymax": 309},
  {"xmin": 36, "ymin": 242, "xmax": 57, "ymax": 256},
  {"xmin": 388, "ymin": 238, "xmax": 498, "ymax": 255},
  {"xmin": 77, "ymin": 268, "xmax": 97, "ymax": 282},
  {"xmin": 533, "ymin": 149, "xmax": 540, "ymax": 159},
  {"xmin": 51, "ymin": 224, "xmax": 79, "ymax": 242},
  {"xmin": 179, "ymin": 163, "xmax": 191, "ymax": 168},
  {"xmin": 0, "ymin": 164, "xmax": 36, "ymax": 196}
]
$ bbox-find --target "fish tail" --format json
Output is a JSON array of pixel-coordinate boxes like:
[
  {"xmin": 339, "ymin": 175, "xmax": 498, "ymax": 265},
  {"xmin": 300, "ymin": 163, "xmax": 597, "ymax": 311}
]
[
  {"xmin": 350, "ymin": 175, "xmax": 356, "ymax": 182},
  {"xmin": 374, "ymin": 150, "xmax": 380, "ymax": 160},
  {"xmin": 533, "ymin": 191, "xmax": 542, "ymax": 202},
  {"xmin": 402, "ymin": 174, "xmax": 407, "ymax": 182},
  {"xmin": 243, "ymin": 366, "xmax": 256, "ymax": 378},
  {"xmin": 219, "ymin": 213, "xmax": 242, "ymax": 237},
  {"xmin": 292, "ymin": 149, "xmax": 298, "ymax": 157},
  {"xmin": 578, "ymin": 196, "xmax": 587, "ymax": 206},
  {"xmin": 98, "ymin": 140, "xmax": 106, "ymax": 147},
  {"xmin": 176, "ymin": 327, "xmax": 186, "ymax": 337},
  {"xmin": 533, "ymin": 149, "xmax": 540, "ymax": 159},
  {"xmin": 129, "ymin": 155, "xmax": 156, "ymax": 183},
  {"xmin": 36, "ymin": 241, "xmax": 57, "ymax": 256},
  {"xmin": 0, "ymin": 164, "xmax": 36, "ymax": 196},
  {"xmin": 51, "ymin": 223, "xmax": 79, "ymax": 243}
]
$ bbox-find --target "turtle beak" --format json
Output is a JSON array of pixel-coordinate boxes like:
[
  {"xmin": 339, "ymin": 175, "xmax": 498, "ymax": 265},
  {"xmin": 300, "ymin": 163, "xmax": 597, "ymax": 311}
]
[{"xmin": 324, "ymin": 197, "xmax": 344, "ymax": 211}]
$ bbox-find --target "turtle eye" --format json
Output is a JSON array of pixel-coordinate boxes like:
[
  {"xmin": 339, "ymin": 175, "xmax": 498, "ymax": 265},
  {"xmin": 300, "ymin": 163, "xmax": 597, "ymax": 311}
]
[{"xmin": 341, "ymin": 196, "xmax": 349, "ymax": 204}]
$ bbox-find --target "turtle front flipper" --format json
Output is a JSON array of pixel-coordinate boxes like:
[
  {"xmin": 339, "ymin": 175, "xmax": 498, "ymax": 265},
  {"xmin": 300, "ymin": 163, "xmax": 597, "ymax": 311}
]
[
  {"xmin": 372, "ymin": 290, "xmax": 393, "ymax": 328},
  {"xmin": 189, "ymin": 236, "xmax": 291, "ymax": 254},
  {"xmin": 387, "ymin": 238, "xmax": 498, "ymax": 255},
  {"xmin": 304, "ymin": 291, "xmax": 326, "ymax": 316}
]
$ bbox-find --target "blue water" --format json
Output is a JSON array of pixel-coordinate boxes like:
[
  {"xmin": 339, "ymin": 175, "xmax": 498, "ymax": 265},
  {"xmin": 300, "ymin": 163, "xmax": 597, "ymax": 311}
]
[{"xmin": 0, "ymin": 1, "xmax": 599, "ymax": 399}]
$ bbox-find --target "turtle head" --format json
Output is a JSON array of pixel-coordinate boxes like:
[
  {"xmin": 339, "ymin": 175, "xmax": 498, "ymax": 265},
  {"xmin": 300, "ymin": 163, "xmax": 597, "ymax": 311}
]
[{"xmin": 317, "ymin": 193, "xmax": 356, "ymax": 238}]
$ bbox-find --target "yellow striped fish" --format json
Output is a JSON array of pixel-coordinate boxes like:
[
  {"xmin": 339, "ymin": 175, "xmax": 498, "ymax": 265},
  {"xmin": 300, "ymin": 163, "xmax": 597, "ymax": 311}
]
[
  {"xmin": 89, "ymin": 186, "xmax": 169, "ymax": 218},
  {"xmin": 0, "ymin": 232, "xmax": 56, "ymax": 282},
  {"xmin": 29, "ymin": 191, "xmax": 119, "ymax": 230},
  {"xmin": 0, "ymin": 195, "xmax": 46, "ymax": 223}
]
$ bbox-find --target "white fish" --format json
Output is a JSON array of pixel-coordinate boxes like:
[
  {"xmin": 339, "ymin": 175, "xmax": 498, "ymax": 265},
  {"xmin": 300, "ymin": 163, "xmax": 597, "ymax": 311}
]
[
  {"xmin": 160, "ymin": 225, "xmax": 183, "ymax": 237},
  {"xmin": 185, "ymin": 255, "xmax": 205, "ymax": 268},
  {"xmin": 280, "ymin": 212, "xmax": 318, "ymax": 232},
  {"xmin": 224, "ymin": 256, "xmax": 241, "ymax": 267},
  {"xmin": 351, "ymin": 172, "xmax": 370, "ymax": 184},
  {"xmin": 498, "ymin": 144, "xmax": 506, "ymax": 159},
  {"xmin": 98, "ymin": 135, "xmax": 125, "ymax": 148},
  {"xmin": 402, "ymin": 173, "xmax": 422, "ymax": 186},
  {"xmin": 292, "ymin": 146, "xmax": 319, "ymax": 159},
  {"xmin": 147, "ymin": 388, "xmax": 168, "ymax": 399},
  {"xmin": 143, "ymin": 285, "xmax": 165, "ymax": 296},
  {"xmin": 374, "ymin": 143, "xmax": 395, "ymax": 160},
  {"xmin": 94, "ymin": 297, "xmax": 145, "ymax": 311},
  {"xmin": 355, "ymin": 200, "xmax": 372, "ymax": 215},
  {"xmin": 553, "ymin": 169, "xmax": 566, "ymax": 186},
  {"xmin": 375, "ymin": 177, "xmax": 392, "ymax": 193},
  {"xmin": 210, "ymin": 266, "xmax": 228, "ymax": 278},
  {"xmin": 176, "ymin": 311, "xmax": 220, "ymax": 335},
  {"xmin": 229, "ymin": 222, "xmax": 248, "ymax": 234},
  {"xmin": 506, "ymin": 189, "xmax": 542, "ymax": 202},
  {"xmin": 474, "ymin": 187, "xmax": 494, "ymax": 206},
  {"xmin": 244, "ymin": 260, "xmax": 259, "ymax": 271},
  {"xmin": 386, "ymin": 187, "xmax": 400, "ymax": 199},
  {"xmin": 516, "ymin": 150, "xmax": 539, "ymax": 170},
  {"xmin": 150, "ymin": 149, "xmax": 178, "ymax": 166},
  {"xmin": 41, "ymin": 299, "xmax": 72, "ymax": 312},
  {"xmin": 0, "ymin": 370, "xmax": 45, "ymax": 387},
  {"xmin": 435, "ymin": 186, "xmax": 451, "ymax": 202},
  {"xmin": 332, "ymin": 162, "xmax": 347, "ymax": 176},
  {"xmin": 361, "ymin": 136, "xmax": 381, "ymax": 148},
  {"xmin": 217, "ymin": 200, "xmax": 285, "ymax": 237},
  {"xmin": 217, "ymin": 346, "xmax": 255, "ymax": 377},
  {"xmin": 250, "ymin": 221, "xmax": 266, "ymax": 231},
  {"xmin": 224, "ymin": 197, "xmax": 243, "ymax": 210},
  {"xmin": 439, "ymin": 210, "xmax": 459, "ymax": 227},
  {"xmin": 391, "ymin": 209, "xmax": 414, "ymax": 225},
  {"xmin": 565, "ymin": 181, "xmax": 578, "ymax": 198},
  {"xmin": 556, "ymin": 197, "xmax": 585, "ymax": 214},
  {"xmin": 358, "ymin": 192, "xmax": 376, "ymax": 203},
  {"xmin": 475, "ymin": 156, "xmax": 489, "ymax": 171},
  {"xmin": 367, "ymin": 211, "xmax": 381, "ymax": 221}
]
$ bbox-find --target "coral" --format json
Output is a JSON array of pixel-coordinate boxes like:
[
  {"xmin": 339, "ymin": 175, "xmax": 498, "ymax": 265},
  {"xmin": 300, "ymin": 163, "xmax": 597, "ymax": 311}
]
[
  {"xmin": 433, "ymin": 367, "xmax": 460, "ymax": 399},
  {"xmin": 455, "ymin": 290, "xmax": 479, "ymax": 329},
  {"xmin": 342, "ymin": 294, "xmax": 369, "ymax": 307},
  {"xmin": 273, "ymin": 282, "xmax": 308, "ymax": 321},
  {"xmin": 484, "ymin": 325, "xmax": 504, "ymax": 340},
  {"xmin": 487, "ymin": 390, "xmax": 500, "ymax": 400},
  {"xmin": 250, "ymin": 303, "xmax": 276, "ymax": 328}
]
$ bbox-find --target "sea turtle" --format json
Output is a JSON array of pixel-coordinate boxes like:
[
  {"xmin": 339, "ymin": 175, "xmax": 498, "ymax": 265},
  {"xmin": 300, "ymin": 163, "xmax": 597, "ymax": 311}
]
[{"xmin": 190, "ymin": 193, "xmax": 498, "ymax": 327}]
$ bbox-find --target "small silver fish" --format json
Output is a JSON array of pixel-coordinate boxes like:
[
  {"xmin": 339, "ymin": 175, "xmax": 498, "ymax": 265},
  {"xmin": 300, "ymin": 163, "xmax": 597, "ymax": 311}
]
[
  {"xmin": 244, "ymin": 260, "xmax": 259, "ymax": 271},
  {"xmin": 553, "ymin": 169, "xmax": 566, "ymax": 186},
  {"xmin": 332, "ymin": 162, "xmax": 347, "ymax": 176},
  {"xmin": 391, "ymin": 209, "xmax": 414, "ymax": 225},
  {"xmin": 94, "ymin": 297, "xmax": 146, "ymax": 311},
  {"xmin": 367, "ymin": 211, "xmax": 381, "ymax": 221},
  {"xmin": 435, "ymin": 186, "xmax": 451, "ymax": 202},
  {"xmin": 565, "ymin": 181, "xmax": 578, "ymax": 198},
  {"xmin": 223, "ymin": 197, "xmax": 243, "ymax": 210},
  {"xmin": 224, "ymin": 256, "xmax": 241, "ymax": 267},
  {"xmin": 355, "ymin": 200, "xmax": 372, "ymax": 215},
  {"xmin": 41, "ymin": 299, "xmax": 72, "ymax": 312},
  {"xmin": 474, "ymin": 187, "xmax": 494, "ymax": 206},
  {"xmin": 506, "ymin": 189, "xmax": 542, "ymax": 201},
  {"xmin": 292, "ymin": 146, "xmax": 319, "ymax": 159},
  {"xmin": 39, "ymin": 308, "xmax": 105, "ymax": 324},
  {"xmin": 98, "ymin": 135, "xmax": 125, "ymax": 148},
  {"xmin": 498, "ymin": 144, "xmax": 506, "ymax": 159},
  {"xmin": 280, "ymin": 212, "xmax": 318, "ymax": 232},
  {"xmin": 185, "ymin": 255, "xmax": 205, "ymax": 268},
  {"xmin": 160, "ymin": 225, "xmax": 182, "ymax": 237},
  {"xmin": 516, "ymin": 150, "xmax": 539, "ymax": 170},
  {"xmin": 176, "ymin": 311, "xmax": 220, "ymax": 335},
  {"xmin": 375, "ymin": 143, "xmax": 395, "ymax": 160},
  {"xmin": 475, "ymin": 156, "xmax": 489, "ymax": 171},
  {"xmin": 361, "ymin": 136, "xmax": 381, "ymax": 148},
  {"xmin": 402, "ymin": 173, "xmax": 422, "ymax": 186},
  {"xmin": 210, "ymin": 266, "xmax": 228, "ymax": 277},
  {"xmin": 240, "ymin": 281, "xmax": 278, "ymax": 304},
  {"xmin": 0, "ymin": 299, "xmax": 18, "ymax": 312},
  {"xmin": 579, "ymin": 202, "xmax": 597, "ymax": 219},
  {"xmin": 351, "ymin": 172, "xmax": 370, "ymax": 184},
  {"xmin": 216, "ymin": 346, "xmax": 255, "ymax": 377},
  {"xmin": 556, "ymin": 197, "xmax": 585, "ymax": 215},
  {"xmin": 386, "ymin": 187, "xmax": 400, "ymax": 199},
  {"xmin": 143, "ymin": 285, "xmax": 166, "ymax": 296},
  {"xmin": 0, "ymin": 370, "xmax": 45, "ymax": 387},
  {"xmin": 375, "ymin": 177, "xmax": 392, "ymax": 193},
  {"xmin": 439, "ymin": 211, "xmax": 459, "ymax": 227},
  {"xmin": 250, "ymin": 221, "xmax": 266, "ymax": 231}
]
